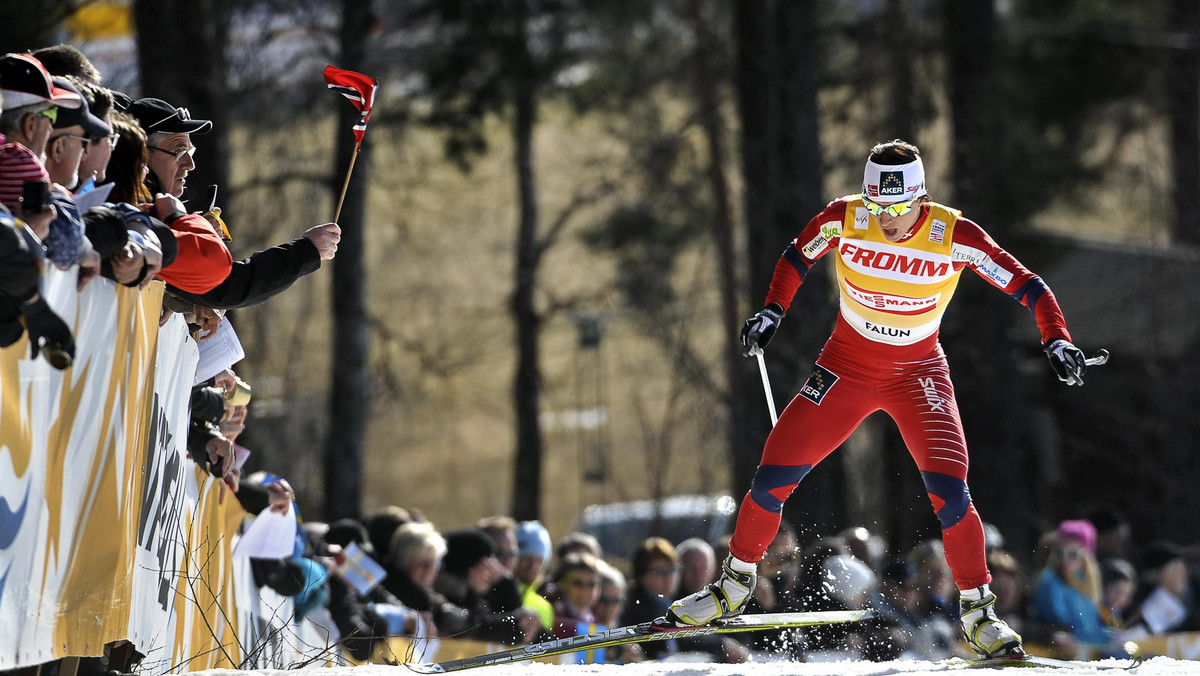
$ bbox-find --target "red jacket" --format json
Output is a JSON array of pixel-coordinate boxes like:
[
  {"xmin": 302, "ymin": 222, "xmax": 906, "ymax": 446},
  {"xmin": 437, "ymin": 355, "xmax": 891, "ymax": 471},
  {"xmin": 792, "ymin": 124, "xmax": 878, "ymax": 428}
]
[{"xmin": 156, "ymin": 213, "xmax": 233, "ymax": 294}]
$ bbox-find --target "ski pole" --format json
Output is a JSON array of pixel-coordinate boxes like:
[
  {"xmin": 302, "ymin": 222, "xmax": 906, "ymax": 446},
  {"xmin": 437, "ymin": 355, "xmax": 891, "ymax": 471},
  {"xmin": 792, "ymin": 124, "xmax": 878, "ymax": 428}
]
[
  {"xmin": 1085, "ymin": 348, "xmax": 1109, "ymax": 367},
  {"xmin": 748, "ymin": 345, "xmax": 778, "ymax": 426}
]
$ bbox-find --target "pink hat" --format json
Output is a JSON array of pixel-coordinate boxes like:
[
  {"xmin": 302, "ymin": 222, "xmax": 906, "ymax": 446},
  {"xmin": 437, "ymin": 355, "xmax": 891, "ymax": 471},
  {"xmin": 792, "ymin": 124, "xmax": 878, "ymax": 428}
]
[{"xmin": 1056, "ymin": 519, "xmax": 1097, "ymax": 554}]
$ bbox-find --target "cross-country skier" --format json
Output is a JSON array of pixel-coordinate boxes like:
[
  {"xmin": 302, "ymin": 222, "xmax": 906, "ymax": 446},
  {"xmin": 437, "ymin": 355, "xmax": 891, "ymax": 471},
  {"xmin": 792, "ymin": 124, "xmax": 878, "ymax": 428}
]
[{"xmin": 669, "ymin": 139, "xmax": 1092, "ymax": 659}]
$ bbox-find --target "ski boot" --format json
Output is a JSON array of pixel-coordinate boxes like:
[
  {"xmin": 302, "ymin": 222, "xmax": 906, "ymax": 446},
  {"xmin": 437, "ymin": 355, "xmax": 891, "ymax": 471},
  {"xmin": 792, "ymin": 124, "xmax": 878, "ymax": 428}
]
[
  {"xmin": 960, "ymin": 585, "xmax": 1025, "ymax": 658},
  {"xmin": 666, "ymin": 555, "xmax": 756, "ymax": 626}
]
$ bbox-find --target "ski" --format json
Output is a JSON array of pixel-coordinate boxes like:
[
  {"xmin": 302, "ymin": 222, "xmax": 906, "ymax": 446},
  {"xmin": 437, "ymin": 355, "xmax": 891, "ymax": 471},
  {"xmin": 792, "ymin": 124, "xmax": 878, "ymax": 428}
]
[
  {"xmin": 408, "ymin": 609, "xmax": 878, "ymax": 673},
  {"xmin": 950, "ymin": 655, "xmax": 1140, "ymax": 670}
]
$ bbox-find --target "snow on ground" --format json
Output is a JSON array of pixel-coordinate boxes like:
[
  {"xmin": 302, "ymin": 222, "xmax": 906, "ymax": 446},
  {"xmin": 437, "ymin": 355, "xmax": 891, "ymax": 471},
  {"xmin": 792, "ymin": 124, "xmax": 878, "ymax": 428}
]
[{"xmin": 191, "ymin": 656, "xmax": 1200, "ymax": 676}]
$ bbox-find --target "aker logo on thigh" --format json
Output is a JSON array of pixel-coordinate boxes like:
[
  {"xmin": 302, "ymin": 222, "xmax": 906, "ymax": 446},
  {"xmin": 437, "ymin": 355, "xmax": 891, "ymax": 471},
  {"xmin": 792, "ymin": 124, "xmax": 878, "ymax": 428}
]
[{"xmin": 799, "ymin": 364, "xmax": 839, "ymax": 405}]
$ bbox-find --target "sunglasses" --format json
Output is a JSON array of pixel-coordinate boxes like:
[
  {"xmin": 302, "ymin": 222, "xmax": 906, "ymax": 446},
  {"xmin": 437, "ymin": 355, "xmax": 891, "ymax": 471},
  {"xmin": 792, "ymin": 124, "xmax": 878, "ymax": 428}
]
[
  {"xmin": 1060, "ymin": 547, "xmax": 1087, "ymax": 561},
  {"xmin": 863, "ymin": 196, "xmax": 919, "ymax": 218},
  {"xmin": 92, "ymin": 132, "xmax": 120, "ymax": 148},
  {"xmin": 651, "ymin": 564, "xmax": 681, "ymax": 577},
  {"xmin": 596, "ymin": 595, "xmax": 621, "ymax": 606},
  {"xmin": 36, "ymin": 107, "xmax": 58, "ymax": 124},
  {"xmin": 146, "ymin": 106, "xmax": 194, "ymax": 130},
  {"xmin": 149, "ymin": 145, "xmax": 197, "ymax": 162},
  {"xmin": 566, "ymin": 578, "xmax": 597, "ymax": 589},
  {"xmin": 53, "ymin": 133, "xmax": 91, "ymax": 148}
]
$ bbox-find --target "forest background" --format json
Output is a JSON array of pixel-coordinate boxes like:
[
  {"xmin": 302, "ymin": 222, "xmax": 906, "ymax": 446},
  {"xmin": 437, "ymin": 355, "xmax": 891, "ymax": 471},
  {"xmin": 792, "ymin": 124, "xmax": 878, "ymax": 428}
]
[{"xmin": 7, "ymin": 0, "xmax": 1200, "ymax": 567}]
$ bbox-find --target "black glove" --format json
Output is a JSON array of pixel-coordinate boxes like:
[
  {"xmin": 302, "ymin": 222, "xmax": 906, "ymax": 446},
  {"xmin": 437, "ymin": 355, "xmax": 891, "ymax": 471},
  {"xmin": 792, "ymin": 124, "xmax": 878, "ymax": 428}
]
[
  {"xmin": 20, "ymin": 296, "xmax": 75, "ymax": 369},
  {"xmin": 740, "ymin": 303, "xmax": 785, "ymax": 354},
  {"xmin": 190, "ymin": 385, "xmax": 227, "ymax": 425},
  {"xmin": 1044, "ymin": 339, "xmax": 1086, "ymax": 386},
  {"xmin": 83, "ymin": 206, "xmax": 130, "ymax": 257}
]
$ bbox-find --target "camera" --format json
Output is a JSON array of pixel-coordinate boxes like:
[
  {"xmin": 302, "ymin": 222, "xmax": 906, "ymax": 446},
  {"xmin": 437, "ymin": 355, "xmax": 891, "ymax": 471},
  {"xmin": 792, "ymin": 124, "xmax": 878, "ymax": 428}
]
[{"xmin": 225, "ymin": 376, "xmax": 252, "ymax": 407}]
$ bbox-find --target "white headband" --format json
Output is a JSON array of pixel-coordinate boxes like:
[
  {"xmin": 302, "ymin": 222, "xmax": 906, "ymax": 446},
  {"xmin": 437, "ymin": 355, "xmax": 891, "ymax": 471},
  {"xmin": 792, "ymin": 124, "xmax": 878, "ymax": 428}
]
[{"xmin": 862, "ymin": 157, "xmax": 927, "ymax": 203}]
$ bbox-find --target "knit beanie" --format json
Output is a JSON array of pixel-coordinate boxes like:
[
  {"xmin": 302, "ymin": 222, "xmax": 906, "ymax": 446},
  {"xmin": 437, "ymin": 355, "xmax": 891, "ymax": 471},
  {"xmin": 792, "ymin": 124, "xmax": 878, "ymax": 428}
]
[
  {"xmin": 516, "ymin": 520, "xmax": 552, "ymax": 561},
  {"xmin": 441, "ymin": 529, "xmax": 496, "ymax": 577}
]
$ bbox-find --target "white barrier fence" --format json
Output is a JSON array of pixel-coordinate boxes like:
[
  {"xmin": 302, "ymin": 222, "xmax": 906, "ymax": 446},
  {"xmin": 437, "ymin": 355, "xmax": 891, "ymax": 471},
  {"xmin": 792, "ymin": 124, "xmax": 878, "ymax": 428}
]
[{"xmin": 0, "ymin": 269, "xmax": 332, "ymax": 671}]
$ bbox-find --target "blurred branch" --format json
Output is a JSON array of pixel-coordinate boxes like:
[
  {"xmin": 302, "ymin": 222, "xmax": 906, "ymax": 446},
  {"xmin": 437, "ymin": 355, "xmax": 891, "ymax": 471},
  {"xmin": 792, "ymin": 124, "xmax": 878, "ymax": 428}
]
[
  {"xmin": 236, "ymin": 171, "xmax": 331, "ymax": 193},
  {"xmin": 535, "ymin": 176, "xmax": 619, "ymax": 258}
]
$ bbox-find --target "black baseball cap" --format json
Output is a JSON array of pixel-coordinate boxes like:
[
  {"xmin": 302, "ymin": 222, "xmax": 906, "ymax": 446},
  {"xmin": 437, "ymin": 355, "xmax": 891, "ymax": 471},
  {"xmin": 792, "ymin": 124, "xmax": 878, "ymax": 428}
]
[
  {"xmin": 51, "ymin": 78, "xmax": 111, "ymax": 138},
  {"xmin": 126, "ymin": 97, "xmax": 211, "ymax": 134}
]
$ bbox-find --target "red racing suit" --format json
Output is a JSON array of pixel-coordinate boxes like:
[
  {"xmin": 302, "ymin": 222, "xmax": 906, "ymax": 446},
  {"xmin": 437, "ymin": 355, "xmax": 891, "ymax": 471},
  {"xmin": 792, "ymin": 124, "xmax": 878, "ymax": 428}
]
[{"xmin": 728, "ymin": 196, "xmax": 1071, "ymax": 590}]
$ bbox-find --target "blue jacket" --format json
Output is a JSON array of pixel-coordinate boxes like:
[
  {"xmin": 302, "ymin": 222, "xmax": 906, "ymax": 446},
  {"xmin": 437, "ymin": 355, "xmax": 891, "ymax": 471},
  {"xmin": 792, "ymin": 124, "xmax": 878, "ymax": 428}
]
[{"xmin": 1029, "ymin": 567, "xmax": 1111, "ymax": 645}]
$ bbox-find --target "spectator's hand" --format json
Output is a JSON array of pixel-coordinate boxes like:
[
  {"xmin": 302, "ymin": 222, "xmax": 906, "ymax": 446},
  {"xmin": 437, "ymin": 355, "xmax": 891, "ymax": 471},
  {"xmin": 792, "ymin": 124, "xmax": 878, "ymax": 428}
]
[
  {"xmin": 20, "ymin": 295, "xmax": 75, "ymax": 369},
  {"xmin": 21, "ymin": 203, "xmax": 56, "ymax": 240},
  {"xmin": 224, "ymin": 468, "xmax": 241, "ymax": 494},
  {"xmin": 75, "ymin": 241, "xmax": 101, "ymax": 291},
  {"xmin": 405, "ymin": 610, "xmax": 438, "ymax": 638},
  {"xmin": 303, "ymin": 222, "xmax": 341, "ymax": 260},
  {"xmin": 193, "ymin": 306, "xmax": 224, "ymax": 340},
  {"xmin": 1044, "ymin": 339, "xmax": 1086, "ymax": 386},
  {"xmin": 740, "ymin": 303, "xmax": 785, "ymax": 354},
  {"xmin": 152, "ymin": 193, "xmax": 187, "ymax": 222},
  {"xmin": 265, "ymin": 479, "xmax": 295, "ymax": 515},
  {"xmin": 212, "ymin": 367, "xmax": 237, "ymax": 393},
  {"xmin": 512, "ymin": 608, "xmax": 541, "ymax": 644},
  {"xmin": 159, "ymin": 304, "xmax": 174, "ymax": 327},
  {"xmin": 219, "ymin": 404, "xmax": 247, "ymax": 442},
  {"xmin": 110, "ymin": 241, "xmax": 145, "ymax": 286},
  {"xmin": 136, "ymin": 229, "xmax": 164, "ymax": 289},
  {"xmin": 205, "ymin": 434, "xmax": 235, "ymax": 479},
  {"xmin": 467, "ymin": 556, "xmax": 505, "ymax": 595}
]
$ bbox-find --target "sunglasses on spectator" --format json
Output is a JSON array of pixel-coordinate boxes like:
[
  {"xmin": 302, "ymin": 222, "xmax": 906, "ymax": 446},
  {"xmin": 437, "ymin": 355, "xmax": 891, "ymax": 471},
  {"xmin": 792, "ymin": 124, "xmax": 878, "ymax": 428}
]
[
  {"xmin": 36, "ymin": 107, "xmax": 58, "ymax": 124},
  {"xmin": 52, "ymin": 134, "xmax": 90, "ymax": 148},
  {"xmin": 1060, "ymin": 547, "xmax": 1087, "ymax": 561},
  {"xmin": 863, "ymin": 196, "xmax": 919, "ymax": 218},
  {"xmin": 146, "ymin": 106, "xmax": 194, "ymax": 131},
  {"xmin": 92, "ymin": 133, "xmax": 120, "ymax": 148},
  {"xmin": 149, "ymin": 145, "xmax": 196, "ymax": 162},
  {"xmin": 651, "ymin": 564, "xmax": 681, "ymax": 577},
  {"xmin": 496, "ymin": 549, "xmax": 519, "ymax": 562},
  {"xmin": 566, "ymin": 578, "xmax": 597, "ymax": 589},
  {"xmin": 596, "ymin": 595, "xmax": 621, "ymax": 606}
]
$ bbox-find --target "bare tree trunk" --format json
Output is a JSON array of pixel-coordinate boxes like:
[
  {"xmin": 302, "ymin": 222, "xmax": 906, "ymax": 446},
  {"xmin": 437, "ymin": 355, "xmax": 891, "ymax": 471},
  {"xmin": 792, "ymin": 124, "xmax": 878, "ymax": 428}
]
[
  {"xmin": 689, "ymin": 0, "xmax": 741, "ymax": 488},
  {"xmin": 134, "ymin": 0, "xmax": 232, "ymax": 212},
  {"xmin": 943, "ymin": 0, "xmax": 1034, "ymax": 555},
  {"xmin": 733, "ymin": 0, "xmax": 775, "ymax": 501},
  {"xmin": 0, "ymin": 2, "xmax": 77, "ymax": 55},
  {"xmin": 510, "ymin": 16, "xmax": 545, "ymax": 522},
  {"xmin": 735, "ymin": 0, "xmax": 838, "ymax": 539},
  {"xmin": 1170, "ymin": 0, "xmax": 1200, "ymax": 245},
  {"xmin": 323, "ymin": 0, "xmax": 374, "ymax": 521}
]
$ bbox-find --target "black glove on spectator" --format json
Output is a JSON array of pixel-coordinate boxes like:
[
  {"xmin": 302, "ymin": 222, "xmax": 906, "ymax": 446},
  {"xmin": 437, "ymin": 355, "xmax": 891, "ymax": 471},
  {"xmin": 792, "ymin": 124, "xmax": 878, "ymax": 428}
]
[
  {"xmin": 190, "ymin": 385, "xmax": 226, "ymax": 425},
  {"xmin": 82, "ymin": 206, "xmax": 130, "ymax": 258},
  {"xmin": 740, "ymin": 303, "xmax": 785, "ymax": 354},
  {"xmin": 1044, "ymin": 339, "xmax": 1086, "ymax": 386},
  {"xmin": 20, "ymin": 296, "xmax": 75, "ymax": 369}
]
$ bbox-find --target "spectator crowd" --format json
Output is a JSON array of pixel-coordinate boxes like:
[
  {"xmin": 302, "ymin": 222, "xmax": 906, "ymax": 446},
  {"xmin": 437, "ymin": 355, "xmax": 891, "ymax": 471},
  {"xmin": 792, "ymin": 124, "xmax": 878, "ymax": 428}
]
[
  {"xmin": 3, "ymin": 45, "xmax": 1198, "ymax": 671},
  {"xmin": 220, "ymin": 500, "xmax": 1200, "ymax": 667},
  {"xmin": 0, "ymin": 45, "xmax": 340, "ymax": 493}
]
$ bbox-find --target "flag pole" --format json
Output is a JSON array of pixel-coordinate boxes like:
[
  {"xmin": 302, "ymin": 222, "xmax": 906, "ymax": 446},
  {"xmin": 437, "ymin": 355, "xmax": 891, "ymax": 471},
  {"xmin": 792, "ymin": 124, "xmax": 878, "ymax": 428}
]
[{"xmin": 333, "ymin": 147, "xmax": 359, "ymax": 223}]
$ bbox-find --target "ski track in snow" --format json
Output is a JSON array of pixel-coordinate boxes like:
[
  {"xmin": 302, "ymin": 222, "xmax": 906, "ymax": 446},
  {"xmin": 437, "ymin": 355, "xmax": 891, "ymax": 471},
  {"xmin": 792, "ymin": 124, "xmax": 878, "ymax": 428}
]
[{"xmin": 190, "ymin": 655, "xmax": 1200, "ymax": 676}]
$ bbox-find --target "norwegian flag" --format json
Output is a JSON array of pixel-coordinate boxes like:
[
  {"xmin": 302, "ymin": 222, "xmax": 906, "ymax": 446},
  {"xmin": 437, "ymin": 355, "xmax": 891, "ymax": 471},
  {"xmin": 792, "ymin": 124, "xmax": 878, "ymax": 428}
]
[{"xmin": 324, "ymin": 64, "xmax": 378, "ymax": 151}]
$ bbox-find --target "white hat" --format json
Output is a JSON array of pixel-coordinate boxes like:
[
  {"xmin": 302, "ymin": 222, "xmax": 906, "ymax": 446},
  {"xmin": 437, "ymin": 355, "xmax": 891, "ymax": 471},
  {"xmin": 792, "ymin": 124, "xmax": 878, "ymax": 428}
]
[{"xmin": 862, "ymin": 157, "xmax": 927, "ymax": 204}]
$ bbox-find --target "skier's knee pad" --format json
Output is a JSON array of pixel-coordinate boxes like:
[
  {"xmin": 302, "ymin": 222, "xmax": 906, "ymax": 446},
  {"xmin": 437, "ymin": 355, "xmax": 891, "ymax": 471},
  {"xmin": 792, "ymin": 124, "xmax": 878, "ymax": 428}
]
[
  {"xmin": 749, "ymin": 464, "xmax": 811, "ymax": 514},
  {"xmin": 921, "ymin": 471, "xmax": 971, "ymax": 529}
]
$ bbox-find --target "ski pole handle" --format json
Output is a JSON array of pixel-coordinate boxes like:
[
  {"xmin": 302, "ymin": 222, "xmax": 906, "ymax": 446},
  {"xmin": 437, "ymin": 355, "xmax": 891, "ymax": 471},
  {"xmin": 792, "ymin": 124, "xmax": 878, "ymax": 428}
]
[
  {"xmin": 1085, "ymin": 349, "xmax": 1109, "ymax": 367},
  {"xmin": 749, "ymin": 345, "xmax": 778, "ymax": 427}
]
